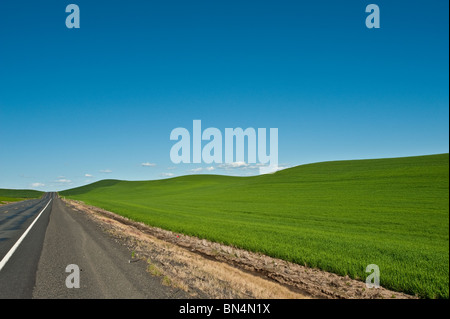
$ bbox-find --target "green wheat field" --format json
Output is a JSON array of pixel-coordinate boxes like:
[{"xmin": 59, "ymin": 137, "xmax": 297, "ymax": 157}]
[
  {"xmin": 0, "ymin": 189, "xmax": 43, "ymax": 204},
  {"xmin": 60, "ymin": 154, "xmax": 449, "ymax": 298}
]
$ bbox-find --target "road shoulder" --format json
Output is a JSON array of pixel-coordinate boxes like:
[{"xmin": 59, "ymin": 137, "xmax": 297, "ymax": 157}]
[{"xmin": 33, "ymin": 197, "xmax": 187, "ymax": 299}]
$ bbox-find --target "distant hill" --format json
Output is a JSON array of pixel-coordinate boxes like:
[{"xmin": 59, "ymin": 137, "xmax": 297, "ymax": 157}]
[{"xmin": 0, "ymin": 189, "xmax": 44, "ymax": 204}]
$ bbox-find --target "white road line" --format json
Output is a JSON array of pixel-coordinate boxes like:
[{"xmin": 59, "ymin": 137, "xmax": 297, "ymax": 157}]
[{"xmin": 0, "ymin": 199, "xmax": 52, "ymax": 272}]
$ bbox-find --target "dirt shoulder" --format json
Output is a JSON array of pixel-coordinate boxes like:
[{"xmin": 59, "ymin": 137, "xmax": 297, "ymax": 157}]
[{"xmin": 63, "ymin": 199, "xmax": 417, "ymax": 299}]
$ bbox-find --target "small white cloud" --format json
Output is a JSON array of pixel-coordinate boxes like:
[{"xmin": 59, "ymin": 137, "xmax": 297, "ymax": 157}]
[
  {"xmin": 216, "ymin": 162, "xmax": 289, "ymax": 173},
  {"xmin": 85, "ymin": 174, "xmax": 93, "ymax": 177},
  {"xmin": 218, "ymin": 162, "xmax": 249, "ymax": 169},
  {"xmin": 99, "ymin": 169, "xmax": 112, "ymax": 173},
  {"xmin": 228, "ymin": 161, "xmax": 248, "ymax": 168},
  {"xmin": 189, "ymin": 166, "xmax": 216, "ymax": 173},
  {"xmin": 31, "ymin": 182, "xmax": 45, "ymax": 188},
  {"xmin": 245, "ymin": 163, "xmax": 271, "ymax": 170},
  {"xmin": 214, "ymin": 162, "xmax": 290, "ymax": 174},
  {"xmin": 56, "ymin": 179, "xmax": 72, "ymax": 183},
  {"xmin": 141, "ymin": 162, "xmax": 156, "ymax": 167},
  {"xmin": 167, "ymin": 167, "xmax": 177, "ymax": 170},
  {"xmin": 259, "ymin": 165, "xmax": 290, "ymax": 174},
  {"xmin": 160, "ymin": 172, "xmax": 175, "ymax": 177}
]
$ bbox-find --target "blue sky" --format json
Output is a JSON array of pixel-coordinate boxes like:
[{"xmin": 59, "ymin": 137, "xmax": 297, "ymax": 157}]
[{"xmin": 0, "ymin": 0, "xmax": 448, "ymax": 191}]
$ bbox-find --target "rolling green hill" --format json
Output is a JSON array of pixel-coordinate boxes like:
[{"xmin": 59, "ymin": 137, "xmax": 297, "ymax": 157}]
[
  {"xmin": 0, "ymin": 188, "xmax": 44, "ymax": 204},
  {"xmin": 60, "ymin": 154, "xmax": 449, "ymax": 298}
]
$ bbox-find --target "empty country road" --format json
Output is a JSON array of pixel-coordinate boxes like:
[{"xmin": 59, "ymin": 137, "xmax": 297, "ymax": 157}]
[{"xmin": 0, "ymin": 193, "xmax": 187, "ymax": 299}]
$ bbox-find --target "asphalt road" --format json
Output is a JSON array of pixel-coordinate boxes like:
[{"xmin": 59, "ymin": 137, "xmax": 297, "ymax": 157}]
[
  {"xmin": 0, "ymin": 193, "xmax": 53, "ymax": 298},
  {"xmin": 0, "ymin": 193, "xmax": 187, "ymax": 299}
]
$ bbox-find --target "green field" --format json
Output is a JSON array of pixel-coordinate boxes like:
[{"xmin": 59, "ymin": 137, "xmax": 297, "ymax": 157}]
[
  {"xmin": 60, "ymin": 154, "xmax": 449, "ymax": 298},
  {"xmin": 0, "ymin": 189, "xmax": 44, "ymax": 204}
]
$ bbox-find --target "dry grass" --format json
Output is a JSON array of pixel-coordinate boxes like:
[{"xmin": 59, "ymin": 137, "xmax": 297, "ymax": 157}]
[{"xmin": 94, "ymin": 209, "xmax": 306, "ymax": 299}]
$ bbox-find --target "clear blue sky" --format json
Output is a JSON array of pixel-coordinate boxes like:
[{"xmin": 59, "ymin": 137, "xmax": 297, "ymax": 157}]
[{"xmin": 0, "ymin": 0, "xmax": 448, "ymax": 191}]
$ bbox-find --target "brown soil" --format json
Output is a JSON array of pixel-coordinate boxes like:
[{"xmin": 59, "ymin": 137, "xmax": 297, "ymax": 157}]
[{"xmin": 63, "ymin": 199, "xmax": 417, "ymax": 299}]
